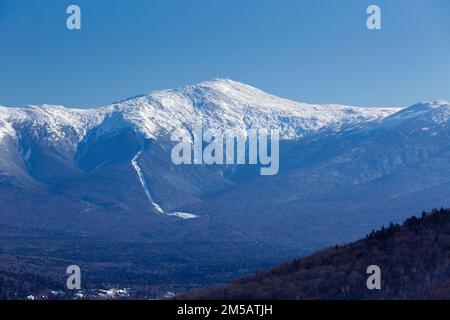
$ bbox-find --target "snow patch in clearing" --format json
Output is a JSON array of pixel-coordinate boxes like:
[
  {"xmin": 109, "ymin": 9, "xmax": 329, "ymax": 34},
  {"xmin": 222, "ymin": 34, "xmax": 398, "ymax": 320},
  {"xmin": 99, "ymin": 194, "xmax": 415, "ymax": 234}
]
[{"xmin": 166, "ymin": 212, "xmax": 199, "ymax": 219}]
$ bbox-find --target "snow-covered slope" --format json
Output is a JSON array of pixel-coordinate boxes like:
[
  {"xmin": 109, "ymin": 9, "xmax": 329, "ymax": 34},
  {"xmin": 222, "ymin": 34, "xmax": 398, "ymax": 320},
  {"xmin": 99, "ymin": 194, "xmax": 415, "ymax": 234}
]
[
  {"xmin": 0, "ymin": 105, "xmax": 105, "ymax": 145},
  {"xmin": 382, "ymin": 100, "xmax": 450, "ymax": 128},
  {"xmin": 104, "ymin": 79, "xmax": 399, "ymax": 140},
  {"xmin": 0, "ymin": 79, "xmax": 400, "ymax": 147}
]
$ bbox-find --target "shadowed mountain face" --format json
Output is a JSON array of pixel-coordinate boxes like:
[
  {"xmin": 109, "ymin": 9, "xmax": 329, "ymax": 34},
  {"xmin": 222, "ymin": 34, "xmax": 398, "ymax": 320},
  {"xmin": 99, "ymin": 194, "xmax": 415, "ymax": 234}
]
[
  {"xmin": 178, "ymin": 209, "xmax": 450, "ymax": 300},
  {"xmin": 1, "ymin": 79, "xmax": 450, "ymax": 297}
]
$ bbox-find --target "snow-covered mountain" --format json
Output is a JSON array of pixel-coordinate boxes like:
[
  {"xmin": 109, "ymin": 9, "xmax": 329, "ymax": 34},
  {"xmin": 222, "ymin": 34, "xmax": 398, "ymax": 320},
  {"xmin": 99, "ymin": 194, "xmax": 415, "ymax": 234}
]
[
  {"xmin": 2, "ymin": 79, "xmax": 449, "ymax": 220},
  {"xmin": 0, "ymin": 79, "xmax": 398, "ymax": 145},
  {"xmin": 2, "ymin": 79, "xmax": 450, "ymax": 297},
  {"xmin": 106, "ymin": 78, "xmax": 398, "ymax": 139},
  {"xmin": 0, "ymin": 79, "xmax": 403, "ymax": 224}
]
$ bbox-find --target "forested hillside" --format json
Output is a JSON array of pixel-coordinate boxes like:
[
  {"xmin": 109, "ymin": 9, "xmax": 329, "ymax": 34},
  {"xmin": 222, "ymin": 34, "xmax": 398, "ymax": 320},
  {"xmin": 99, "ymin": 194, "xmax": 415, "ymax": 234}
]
[{"xmin": 179, "ymin": 208, "xmax": 450, "ymax": 300}]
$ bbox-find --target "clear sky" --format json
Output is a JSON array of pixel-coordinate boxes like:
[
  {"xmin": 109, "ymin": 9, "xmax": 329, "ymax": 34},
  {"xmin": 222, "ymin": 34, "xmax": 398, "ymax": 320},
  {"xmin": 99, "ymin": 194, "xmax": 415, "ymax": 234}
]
[{"xmin": 0, "ymin": 0, "xmax": 449, "ymax": 108}]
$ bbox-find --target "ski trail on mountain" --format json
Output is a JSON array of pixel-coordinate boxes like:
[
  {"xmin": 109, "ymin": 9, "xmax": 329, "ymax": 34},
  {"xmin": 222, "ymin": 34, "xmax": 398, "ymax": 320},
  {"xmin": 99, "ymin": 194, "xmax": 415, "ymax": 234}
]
[
  {"xmin": 131, "ymin": 151, "xmax": 164, "ymax": 213},
  {"xmin": 131, "ymin": 150, "xmax": 198, "ymax": 219}
]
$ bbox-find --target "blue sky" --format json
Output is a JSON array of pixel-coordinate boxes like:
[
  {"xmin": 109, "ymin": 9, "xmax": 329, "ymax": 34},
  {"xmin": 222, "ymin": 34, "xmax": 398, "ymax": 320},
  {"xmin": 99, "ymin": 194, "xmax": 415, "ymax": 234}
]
[{"xmin": 0, "ymin": 0, "xmax": 449, "ymax": 108}]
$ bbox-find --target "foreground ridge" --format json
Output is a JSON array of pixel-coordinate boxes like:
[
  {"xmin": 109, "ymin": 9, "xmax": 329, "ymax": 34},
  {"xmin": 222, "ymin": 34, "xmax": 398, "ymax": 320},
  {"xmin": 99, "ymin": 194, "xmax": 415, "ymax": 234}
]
[{"xmin": 178, "ymin": 208, "xmax": 450, "ymax": 300}]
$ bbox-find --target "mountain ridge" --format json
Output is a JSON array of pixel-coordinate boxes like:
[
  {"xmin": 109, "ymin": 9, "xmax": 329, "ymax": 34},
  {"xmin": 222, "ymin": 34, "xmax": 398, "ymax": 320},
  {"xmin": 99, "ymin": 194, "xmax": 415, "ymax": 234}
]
[
  {"xmin": 0, "ymin": 79, "xmax": 401, "ymax": 144},
  {"xmin": 177, "ymin": 208, "xmax": 450, "ymax": 300}
]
